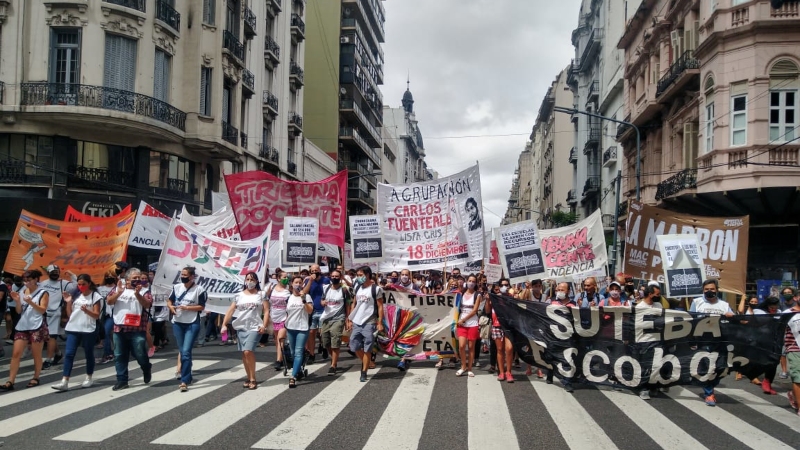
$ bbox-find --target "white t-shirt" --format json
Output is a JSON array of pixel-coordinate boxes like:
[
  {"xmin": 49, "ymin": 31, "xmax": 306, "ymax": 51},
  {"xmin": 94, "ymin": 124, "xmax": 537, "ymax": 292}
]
[
  {"xmin": 690, "ymin": 297, "xmax": 733, "ymax": 315},
  {"xmin": 459, "ymin": 291, "xmax": 480, "ymax": 327},
  {"xmin": 635, "ymin": 300, "xmax": 663, "ymax": 309},
  {"xmin": 112, "ymin": 288, "xmax": 144, "ymax": 325},
  {"xmin": 267, "ymin": 288, "xmax": 290, "ymax": 324},
  {"xmin": 231, "ymin": 290, "xmax": 264, "ymax": 332},
  {"xmin": 16, "ymin": 289, "xmax": 47, "ymax": 331},
  {"xmin": 97, "ymin": 285, "xmax": 114, "ymax": 317},
  {"xmin": 38, "ymin": 278, "xmax": 75, "ymax": 314},
  {"xmin": 285, "ymin": 294, "xmax": 312, "ymax": 331},
  {"xmin": 65, "ymin": 292, "xmax": 101, "ymax": 333},
  {"xmin": 349, "ymin": 283, "xmax": 383, "ymax": 326},
  {"xmin": 788, "ymin": 314, "xmax": 800, "ymax": 346},
  {"xmin": 170, "ymin": 283, "xmax": 208, "ymax": 324},
  {"xmin": 320, "ymin": 284, "xmax": 347, "ymax": 322}
]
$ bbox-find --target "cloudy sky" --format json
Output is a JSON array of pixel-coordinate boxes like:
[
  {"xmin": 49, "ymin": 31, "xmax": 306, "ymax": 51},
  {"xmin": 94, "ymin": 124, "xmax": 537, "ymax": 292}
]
[{"xmin": 382, "ymin": 0, "xmax": 581, "ymax": 231}]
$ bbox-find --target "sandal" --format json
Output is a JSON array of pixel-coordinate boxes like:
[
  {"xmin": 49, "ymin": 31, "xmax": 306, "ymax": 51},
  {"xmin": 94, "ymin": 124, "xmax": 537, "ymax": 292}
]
[
  {"xmin": 289, "ymin": 378, "xmax": 296, "ymax": 388},
  {"xmin": 0, "ymin": 381, "xmax": 14, "ymax": 391},
  {"xmin": 248, "ymin": 380, "xmax": 258, "ymax": 390},
  {"xmin": 455, "ymin": 369, "xmax": 465, "ymax": 377},
  {"xmin": 243, "ymin": 381, "xmax": 251, "ymax": 388},
  {"xmin": 26, "ymin": 378, "xmax": 40, "ymax": 388},
  {"xmin": 467, "ymin": 371, "xmax": 475, "ymax": 378}
]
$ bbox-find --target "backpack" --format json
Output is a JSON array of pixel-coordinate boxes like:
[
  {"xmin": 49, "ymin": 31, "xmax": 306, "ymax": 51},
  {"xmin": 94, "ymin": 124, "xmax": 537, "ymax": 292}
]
[{"xmin": 353, "ymin": 283, "xmax": 379, "ymax": 316}]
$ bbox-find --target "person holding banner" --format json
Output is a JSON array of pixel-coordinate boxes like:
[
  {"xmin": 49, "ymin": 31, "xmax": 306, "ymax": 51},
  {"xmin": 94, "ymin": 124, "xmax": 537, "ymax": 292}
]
[
  {"xmin": 221, "ymin": 272, "xmax": 269, "ymax": 390},
  {"xmin": 0, "ymin": 270, "xmax": 49, "ymax": 390},
  {"xmin": 265, "ymin": 271, "xmax": 291, "ymax": 370},
  {"xmin": 456, "ymin": 275, "xmax": 482, "ymax": 378},
  {"xmin": 285, "ymin": 276, "xmax": 314, "ymax": 388},
  {"xmin": 168, "ymin": 267, "xmax": 208, "ymax": 392},
  {"xmin": 107, "ymin": 268, "xmax": 152, "ymax": 391},
  {"xmin": 484, "ymin": 279, "xmax": 516, "ymax": 383},
  {"xmin": 347, "ymin": 266, "xmax": 384, "ymax": 383},
  {"xmin": 689, "ymin": 279, "xmax": 734, "ymax": 406}
]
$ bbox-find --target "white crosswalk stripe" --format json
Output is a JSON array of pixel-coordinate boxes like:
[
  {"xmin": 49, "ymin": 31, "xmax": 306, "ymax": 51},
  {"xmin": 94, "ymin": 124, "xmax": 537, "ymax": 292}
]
[
  {"xmin": 716, "ymin": 387, "xmax": 800, "ymax": 427},
  {"xmin": 469, "ymin": 374, "xmax": 520, "ymax": 450}
]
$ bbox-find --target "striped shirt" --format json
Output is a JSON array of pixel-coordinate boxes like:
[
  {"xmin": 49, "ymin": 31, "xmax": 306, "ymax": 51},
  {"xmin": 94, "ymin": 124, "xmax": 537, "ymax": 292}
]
[{"xmin": 786, "ymin": 312, "xmax": 800, "ymax": 353}]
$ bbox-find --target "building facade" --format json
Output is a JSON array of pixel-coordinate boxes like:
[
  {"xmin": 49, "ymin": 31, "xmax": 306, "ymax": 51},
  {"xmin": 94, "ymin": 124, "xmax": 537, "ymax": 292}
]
[
  {"xmin": 617, "ymin": 0, "xmax": 800, "ymax": 282},
  {"xmin": 0, "ymin": 0, "xmax": 309, "ymax": 266}
]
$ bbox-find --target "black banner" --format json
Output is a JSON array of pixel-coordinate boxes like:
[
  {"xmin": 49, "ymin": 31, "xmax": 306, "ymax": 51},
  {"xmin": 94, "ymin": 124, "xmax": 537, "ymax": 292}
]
[
  {"xmin": 490, "ymin": 294, "xmax": 788, "ymax": 389},
  {"xmin": 665, "ymin": 268, "xmax": 703, "ymax": 297},
  {"xmin": 353, "ymin": 237, "xmax": 383, "ymax": 260},
  {"xmin": 504, "ymin": 248, "xmax": 545, "ymax": 279},
  {"xmin": 285, "ymin": 242, "xmax": 317, "ymax": 264}
]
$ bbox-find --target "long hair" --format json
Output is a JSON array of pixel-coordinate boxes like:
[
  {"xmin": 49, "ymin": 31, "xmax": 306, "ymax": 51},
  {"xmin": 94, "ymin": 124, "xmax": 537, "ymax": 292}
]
[{"xmin": 76, "ymin": 273, "xmax": 97, "ymax": 294}]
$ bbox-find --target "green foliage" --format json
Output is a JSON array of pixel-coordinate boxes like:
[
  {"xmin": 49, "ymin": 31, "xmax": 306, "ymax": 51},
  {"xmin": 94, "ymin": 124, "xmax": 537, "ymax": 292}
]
[{"xmin": 550, "ymin": 211, "xmax": 578, "ymax": 228}]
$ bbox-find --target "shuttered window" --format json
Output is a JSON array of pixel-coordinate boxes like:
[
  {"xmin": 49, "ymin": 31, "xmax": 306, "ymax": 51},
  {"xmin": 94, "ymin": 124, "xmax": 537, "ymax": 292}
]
[
  {"xmin": 153, "ymin": 49, "xmax": 171, "ymax": 102},
  {"xmin": 200, "ymin": 67, "xmax": 212, "ymax": 116},
  {"xmin": 222, "ymin": 85, "xmax": 231, "ymax": 122},
  {"xmin": 104, "ymin": 34, "xmax": 137, "ymax": 91},
  {"xmin": 203, "ymin": 0, "xmax": 216, "ymax": 25}
]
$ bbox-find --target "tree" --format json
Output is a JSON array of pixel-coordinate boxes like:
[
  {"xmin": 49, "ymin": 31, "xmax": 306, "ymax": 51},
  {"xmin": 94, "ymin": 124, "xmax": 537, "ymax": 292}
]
[{"xmin": 550, "ymin": 211, "xmax": 578, "ymax": 228}]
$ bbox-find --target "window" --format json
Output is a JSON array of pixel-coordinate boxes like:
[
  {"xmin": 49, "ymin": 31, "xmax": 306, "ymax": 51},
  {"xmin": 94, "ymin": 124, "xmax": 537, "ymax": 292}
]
[
  {"xmin": 104, "ymin": 34, "xmax": 137, "ymax": 91},
  {"xmin": 153, "ymin": 49, "xmax": 171, "ymax": 102},
  {"xmin": 200, "ymin": 67, "xmax": 212, "ymax": 116},
  {"xmin": 222, "ymin": 84, "xmax": 231, "ymax": 123},
  {"xmin": 730, "ymin": 94, "xmax": 747, "ymax": 146},
  {"xmin": 705, "ymin": 102, "xmax": 714, "ymax": 153},
  {"xmin": 50, "ymin": 29, "xmax": 81, "ymax": 84},
  {"xmin": 732, "ymin": 0, "xmax": 747, "ymax": 5},
  {"xmin": 150, "ymin": 151, "xmax": 193, "ymax": 193},
  {"xmin": 768, "ymin": 59, "xmax": 799, "ymax": 143},
  {"xmin": 76, "ymin": 141, "xmax": 137, "ymax": 173},
  {"xmin": 0, "ymin": 134, "xmax": 53, "ymax": 178},
  {"xmin": 203, "ymin": 0, "xmax": 216, "ymax": 25}
]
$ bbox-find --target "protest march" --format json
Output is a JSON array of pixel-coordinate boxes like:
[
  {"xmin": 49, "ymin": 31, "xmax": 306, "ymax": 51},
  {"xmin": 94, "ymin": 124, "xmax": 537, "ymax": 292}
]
[{"xmin": 1, "ymin": 165, "xmax": 799, "ymax": 419}]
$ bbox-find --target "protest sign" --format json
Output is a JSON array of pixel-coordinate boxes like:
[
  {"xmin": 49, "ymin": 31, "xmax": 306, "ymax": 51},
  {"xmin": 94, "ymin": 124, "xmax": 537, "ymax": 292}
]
[
  {"xmin": 350, "ymin": 215, "xmax": 383, "ymax": 263},
  {"xmin": 624, "ymin": 200, "xmax": 749, "ymax": 295},
  {"xmin": 484, "ymin": 263, "xmax": 503, "ymax": 284},
  {"xmin": 179, "ymin": 206, "xmax": 241, "ymax": 241},
  {"xmin": 225, "ymin": 170, "xmax": 347, "ymax": 247},
  {"xmin": 4, "ymin": 209, "xmax": 135, "ymax": 281},
  {"xmin": 283, "ymin": 217, "xmax": 319, "ymax": 266},
  {"xmin": 657, "ymin": 234, "xmax": 705, "ymax": 297},
  {"xmin": 153, "ymin": 219, "xmax": 270, "ymax": 299},
  {"xmin": 344, "ymin": 243, "xmax": 379, "ymax": 273},
  {"xmin": 128, "ymin": 201, "xmax": 171, "ymax": 250},
  {"xmin": 491, "ymin": 294, "xmax": 786, "ymax": 389},
  {"xmin": 65, "ymin": 204, "xmax": 132, "ymax": 222},
  {"xmin": 380, "ymin": 291, "xmax": 459, "ymax": 358},
  {"xmin": 496, "ymin": 220, "xmax": 545, "ymax": 284},
  {"xmin": 377, "ymin": 165, "xmax": 484, "ymax": 271},
  {"xmin": 539, "ymin": 209, "xmax": 608, "ymax": 280}
]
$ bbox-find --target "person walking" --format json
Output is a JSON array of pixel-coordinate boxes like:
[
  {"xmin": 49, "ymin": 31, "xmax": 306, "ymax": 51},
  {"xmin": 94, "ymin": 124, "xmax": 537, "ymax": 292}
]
[
  {"xmin": 285, "ymin": 276, "xmax": 313, "ymax": 388},
  {"xmin": 347, "ymin": 266, "xmax": 384, "ymax": 382},
  {"xmin": 0, "ymin": 270, "xmax": 49, "ymax": 390},
  {"xmin": 265, "ymin": 271, "xmax": 291, "ymax": 370},
  {"xmin": 456, "ymin": 275, "xmax": 482, "ymax": 378},
  {"xmin": 319, "ymin": 270, "xmax": 349, "ymax": 375},
  {"xmin": 689, "ymin": 279, "xmax": 734, "ymax": 406},
  {"xmin": 221, "ymin": 272, "xmax": 269, "ymax": 390},
  {"xmin": 106, "ymin": 268, "xmax": 152, "ymax": 391},
  {"xmin": 38, "ymin": 265, "xmax": 75, "ymax": 369},
  {"xmin": 168, "ymin": 266, "xmax": 208, "ymax": 392},
  {"xmin": 51, "ymin": 274, "xmax": 102, "ymax": 391}
]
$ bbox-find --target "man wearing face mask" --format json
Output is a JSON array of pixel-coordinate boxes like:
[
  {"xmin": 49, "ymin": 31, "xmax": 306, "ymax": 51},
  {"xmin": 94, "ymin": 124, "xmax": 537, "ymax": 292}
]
[
  {"xmin": 319, "ymin": 270, "xmax": 349, "ymax": 375},
  {"xmin": 689, "ymin": 279, "xmax": 733, "ymax": 406},
  {"xmin": 37, "ymin": 265, "xmax": 76, "ymax": 369}
]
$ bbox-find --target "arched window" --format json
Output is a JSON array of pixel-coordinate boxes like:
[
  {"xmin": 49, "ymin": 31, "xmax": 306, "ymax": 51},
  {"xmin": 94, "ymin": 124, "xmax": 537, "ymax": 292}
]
[
  {"xmin": 703, "ymin": 75, "xmax": 715, "ymax": 154},
  {"xmin": 768, "ymin": 59, "xmax": 799, "ymax": 143}
]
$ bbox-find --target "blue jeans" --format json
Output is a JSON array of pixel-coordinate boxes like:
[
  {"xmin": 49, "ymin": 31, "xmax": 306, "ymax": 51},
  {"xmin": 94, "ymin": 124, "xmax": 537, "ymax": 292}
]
[
  {"xmin": 703, "ymin": 378, "xmax": 721, "ymax": 397},
  {"xmin": 113, "ymin": 331, "xmax": 151, "ymax": 384},
  {"xmin": 63, "ymin": 331, "xmax": 97, "ymax": 377},
  {"xmin": 103, "ymin": 317, "xmax": 114, "ymax": 358},
  {"xmin": 286, "ymin": 328, "xmax": 309, "ymax": 378},
  {"xmin": 173, "ymin": 321, "xmax": 201, "ymax": 384}
]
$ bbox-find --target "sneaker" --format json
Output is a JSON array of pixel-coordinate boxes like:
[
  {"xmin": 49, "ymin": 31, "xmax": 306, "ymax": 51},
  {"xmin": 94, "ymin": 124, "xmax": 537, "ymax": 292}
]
[
  {"xmin": 658, "ymin": 387, "xmax": 670, "ymax": 394},
  {"xmin": 639, "ymin": 390, "xmax": 651, "ymax": 400},
  {"xmin": 112, "ymin": 382, "xmax": 129, "ymax": 391},
  {"xmin": 780, "ymin": 372, "xmax": 789, "ymax": 379},
  {"xmin": 506, "ymin": 372, "xmax": 515, "ymax": 383},
  {"xmin": 81, "ymin": 378, "xmax": 93, "ymax": 388},
  {"xmin": 397, "ymin": 361, "xmax": 407, "ymax": 371},
  {"xmin": 328, "ymin": 367, "xmax": 336, "ymax": 376},
  {"xmin": 273, "ymin": 360, "xmax": 284, "ymax": 371},
  {"xmin": 705, "ymin": 394, "xmax": 717, "ymax": 406},
  {"xmin": 42, "ymin": 361, "xmax": 52, "ymax": 370},
  {"xmin": 537, "ymin": 369, "xmax": 544, "ymax": 378},
  {"xmin": 321, "ymin": 348, "xmax": 329, "ymax": 360},
  {"xmin": 497, "ymin": 373, "xmax": 505, "ymax": 381},
  {"xmin": 51, "ymin": 381, "xmax": 69, "ymax": 392},
  {"xmin": 180, "ymin": 383, "xmax": 188, "ymax": 392},
  {"xmin": 788, "ymin": 391, "xmax": 798, "ymax": 410},
  {"xmin": 143, "ymin": 367, "xmax": 152, "ymax": 384},
  {"xmin": 564, "ymin": 383, "xmax": 574, "ymax": 393},
  {"xmin": 101, "ymin": 355, "xmax": 114, "ymax": 364},
  {"xmin": 473, "ymin": 361, "xmax": 481, "ymax": 368},
  {"xmin": 360, "ymin": 371, "xmax": 367, "ymax": 382},
  {"xmin": 53, "ymin": 353, "xmax": 63, "ymax": 365}
]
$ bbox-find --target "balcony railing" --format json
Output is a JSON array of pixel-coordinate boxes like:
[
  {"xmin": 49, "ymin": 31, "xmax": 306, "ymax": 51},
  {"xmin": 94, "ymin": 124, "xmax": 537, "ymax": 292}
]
[
  {"xmin": 289, "ymin": 113, "xmax": 303, "ymax": 129},
  {"xmin": 771, "ymin": 0, "xmax": 800, "ymax": 18},
  {"xmin": 602, "ymin": 213, "xmax": 615, "ymax": 229},
  {"xmin": 291, "ymin": 13, "xmax": 306, "ymax": 37},
  {"xmin": 223, "ymin": 30, "xmax": 245, "ymax": 63},
  {"xmin": 583, "ymin": 176, "xmax": 600, "ymax": 195},
  {"xmin": 260, "ymin": 144, "xmax": 279, "ymax": 164},
  {"xmin": 656, "ymin": 50, "xmax": 699, "ymax": 97},
  {"xmin": 242, "ymin": 69, "xmax": 255, "ymax": 96},
  {"xmin": 68, "ymin": 165, "xmax": 137, "ymax": 190},
  {"xmin": 264, "ymin": 35, "xmax": 281, "ymax": 68},
  {"xmin": 348, "ymin": 188, "xmax": 375, "ymax": 208},
  {"xmin": 289, "ymin": 60, "xmax": 304, "ymax": 88},
  {"xmin": 585, "ymin": 121, "xmax": 601, "ymax": 152},
  {"xmin": 568, "ymin": 147, "xmax": 577, "ymax": 164},
  {"xmin": 587, "ymin": 80, "xmax": 599, "ymax": 103},
  {"xmin": 155, "ymin": 0, "xmax": 180, "ymax": 31},
  {"xmin": 616, "ymin": 119, "xmax": 631, "ymax": 140},
  {"xmin": 339, "ymin": 99, "xmax": 381, "ymax": 146},
  {"xmin": 20, "ymin": 82, "xmax": 186, "ymax": 131},
  {"xmin": 579, "ymin": 28, "xmax": 604, "ymax": 69},
  {"xmin": 240, "ymin": 131, "xmax": 248, "ymax": 149},
  {"xmin": 567, "ymin": 189, "xmax": 577, "ymax": 203},
  {"xmin": 287, "ymin": 161, "xmax": 297, "ymax": 175},
  {"xmin": 152, "ymin": 178, "xmax": 191, "ymax": 200},
  {"xmin": 103, "ymin": 0, "xmax": 145, "ymax": 12},
  {"xmin": 222, "ymin": 120, "xmax": 238, "ymax": 146},
  {"xmin": 603, "ymin": 146, "xmax": 617, "ymax": 167},
  {"xmin": 262, "ymin": 90, "xmax": 279, "ymax": 117},
  {"xmin": 0, "ymin": 160, "xmax": 25, "ymax": 184},
  {"xmin": 267, "ymin": 0, "xmax": 282, "ymax": 16},
  {"xmin": 655, "ymin": 168, "xmax": 697, "ymax": 200},
  {"xmin": 339, "ymin": 126, "xmax": 380, "ymax": 164},
  {"xmin": 243, "ymin": 6, "xmax": 257, "ymax": 38}
]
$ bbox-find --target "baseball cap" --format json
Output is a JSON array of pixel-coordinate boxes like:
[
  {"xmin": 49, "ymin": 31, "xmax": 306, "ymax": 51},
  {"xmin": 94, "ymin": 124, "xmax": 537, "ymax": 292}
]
[
  {"xmin": 647, "ymin": 280, "xmax": 660, "ymax": 287},
  {"xmin": 609, "ymin": 281, "xmax": 622, "ymax": 289},
  {"xmin": 46, "ymin": 264, "xmax": 60, "ymax": 273}
]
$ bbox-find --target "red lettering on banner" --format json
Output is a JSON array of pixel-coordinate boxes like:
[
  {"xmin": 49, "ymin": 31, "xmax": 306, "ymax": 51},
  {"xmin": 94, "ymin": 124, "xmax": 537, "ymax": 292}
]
[
  {"xmin": 541, "ymin": 227, "xmax": 595, "ymax": 267},
  {"xmin": 167, "ymin": 224, "xmax": 193, "ymax": 258}
]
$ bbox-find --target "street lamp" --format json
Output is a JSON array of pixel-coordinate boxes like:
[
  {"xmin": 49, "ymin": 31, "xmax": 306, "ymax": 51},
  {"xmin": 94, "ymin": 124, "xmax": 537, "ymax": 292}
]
[{"xmin": 348, "ymin": 171, "xmax": 382, "ymax": 181}]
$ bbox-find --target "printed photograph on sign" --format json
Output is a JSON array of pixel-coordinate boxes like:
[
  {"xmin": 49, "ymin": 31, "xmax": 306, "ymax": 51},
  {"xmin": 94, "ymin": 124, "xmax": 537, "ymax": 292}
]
[
  {"xmin": 657, "ymin": 234, "xmax": 705, "ymax": 298},
  {"xmin": 284, "ymin": 242, "xmax": 317, "ymax": 265},
  {"xmin": 353, "ymin": 238, "xmax": 383, "ymax": 261},
  {"xmin": 350, "ymin": 215, "xmax": 384, "ymax": 263},
  {"xmin": 495, "ymin": 220, "xmax": 545, "ymax": 284}
]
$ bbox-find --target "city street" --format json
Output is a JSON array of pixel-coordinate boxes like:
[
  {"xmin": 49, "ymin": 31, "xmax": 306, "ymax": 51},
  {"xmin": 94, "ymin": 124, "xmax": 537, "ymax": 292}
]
[{"xmin": 1, "ymin": 340, "xmax": 798, "ymax": 450}]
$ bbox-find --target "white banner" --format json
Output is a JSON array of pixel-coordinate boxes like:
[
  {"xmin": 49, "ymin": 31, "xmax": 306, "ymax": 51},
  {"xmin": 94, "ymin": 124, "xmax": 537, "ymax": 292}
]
[
  {"xmin": 496, "ymin": 220, "xmax": 546, "ymax": 285},
  {"xmin": 211, "ymin": 191, "xmax": 231, "ymax": 214},
  {"xmin": 656, "ymin": 234, "xmax": 705, "ymax": 298},
  {"xmin": 153, "ymin": 219, "xmax": 271, "ymax": 299},
  {"xmin": 179, "ymin": 206, "xmax": 241, "ymax": 241},
  {"xmin": 538, "ymin": 209, "xmax": 609, "ymax": 280},
  {"xmin": 350, "ymin": 215, "xmax": 384, "ymax": 263},
  {"xmin": 283, "ymin": 217, "xmax": 319, "ymax": 266},
  {"xmin": 377, "ymin": 165, "xmax": 484, "ymax": 271},
  {"xmin": 128, "ymin": 201, "xmax": 170, "ymax": 250}
]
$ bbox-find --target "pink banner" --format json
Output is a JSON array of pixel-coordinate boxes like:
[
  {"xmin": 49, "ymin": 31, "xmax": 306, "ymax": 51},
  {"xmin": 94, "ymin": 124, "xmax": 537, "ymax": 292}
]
[{"xmin": 225, "ymin": 170, "xmax": 348, "ymax": 247}]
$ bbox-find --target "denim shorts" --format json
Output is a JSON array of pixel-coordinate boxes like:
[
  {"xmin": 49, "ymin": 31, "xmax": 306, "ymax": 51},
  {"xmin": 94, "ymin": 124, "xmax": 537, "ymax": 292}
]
[{"xmin": 310, "ymin": 311, "xmax": 323, "ymax": 330}]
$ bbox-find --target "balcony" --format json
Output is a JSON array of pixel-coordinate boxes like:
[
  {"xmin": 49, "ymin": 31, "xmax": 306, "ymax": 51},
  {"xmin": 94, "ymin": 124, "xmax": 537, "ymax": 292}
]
[
  {"xmin": 631, "ymin": 84, "xmax": 662, "ymax": 127},
  {"xmin": 289, "ymin": 60, "xmax": 304, "ymax": 91},
  {"xmin": 242, "ymin": 69, "xmax": 255, "ymax": 98},
  {"xmin": 67, "ymin": 165, "xmax": 136, "ymax": 190},
  {"xmin": 348, "ymin": 188, "xmax": 376, "ymax": 209},
  {"xmin": 223, "ymin": 30, "xmax": 245, "ymax": 66},
  {"xmin": 243, "ymin": 6, "xmax": 257, "ymax": 39},
  {"xmin": 568, "ymin": 147, "xmax": 577, "ymax": 164},
  {"xmin": 288, "ymin": 112, "xmax": 303, "ymax": 137},
  {"xmin": 656, "ymin": 50, "xmax": 700, "ymax": 100},
  {"xmin": 584, "ymin": 121, "xmax": 600, "ymax": 153},
  {"xmin": 262, "ymin": 90, "xmax": 279, "ymax": 120},
  {"xmin": 155, "ymin": 0, "xmax": 180, "ymax": 35},
  {"xmin": 287, "ymin": 160, "xmax": 297, "ymax": 176},
  {"xmin": 583, "ymin": 176, "xmax": 600, "ymax": 196},
  {"xmin": 19, "ymin": 82, "xmax": 186, "ymax": 131},
  {"xmin": 603, "ymin": 146, "xmax": 617, "ymax": 168},
  {"xmin": 566, "ymin": 60, "xmax": 578, "ymax": 87},
  {"xmin": 704, "ymin": 1, "xmax": 800, "ymax": 38},
  {"xmin": 240, "ymin": 131, "xmax": 248, "ymax": 149},
  {"xmin": 339, "ymin": 99, "xmax": 381, "ymax": 147},
  {"xmin": 101, "ymin": 0, "xmax": 146, "ymax": 22},
  {"xmin": 655, "ymin": 168, "xmax": 697, "ymax": 200},
  {"xmin": 567, "ymin": 189, "xmax": 578, "ymax": 204},
  {"xmin": 152, "ymin": 178, "xmax": 193, "ymax": 201},
  {"xmin": 291, "ymin": 13, "xmax": 305, "ymax": 42},
  {"xmin": 267, "ymin": 0, "xmax": 282, "ymax": 18},
  {"xmin": 222, "ymin": 121, "xmax": 238, "ymax": 146},
  {"xmin": 342, "ymin": 0, "xmax": 384, "ymax": 48},
  {"xmin": 587, "ymin": 80, "xmax": 599, "ymax": 105},
  {"xmin": 339, "ymin": 126, "xmax": 380, "ymax": 165},
  {"xmin": 602, "ymin": 213, "xmax": 615, "ymax": 230},
  {"xmin": 103, "ymin": 0, "xmax": 145, "ymax": 11},
  {"xmin": 264, "ymin": 35, "xmax": 281, "ymax": 70},
  {"xmin": 616, "ymin": 120, "xmax": 631, "ymax": 140},
  {"xmin": 696, "ymin": 145, "xmax": 800, "ymax": 193},
  {"xmin": 578, "ymin": 28, "xmax": 603, "ymax": 71},
  {"xmin": 259, "ymin": 144, "xmax": 280, "ymax": 166}
]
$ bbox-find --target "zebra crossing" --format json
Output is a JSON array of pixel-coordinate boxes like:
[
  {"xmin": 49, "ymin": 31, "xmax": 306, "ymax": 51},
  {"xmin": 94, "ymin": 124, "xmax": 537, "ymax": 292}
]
[{"xmin": 1, "ymin": 348, "xmax": 800, "ymax": 450}]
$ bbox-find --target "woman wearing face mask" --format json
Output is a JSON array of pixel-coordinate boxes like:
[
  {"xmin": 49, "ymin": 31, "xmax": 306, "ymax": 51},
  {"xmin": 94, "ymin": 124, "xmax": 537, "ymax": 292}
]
[
  {"xmin": 483, "ymin": 282, "xmax": 515, "ymax": 382},
  {"xmin": 221, "ymin": 272, "xmax": 269, "ymax": 390},
  {"xmin": 456, "ymin": 275, "xmax": 482, "ymax": 377},
  {"xmin": 168, "ymin": 266, "xmax": 208, "ymax": 392},
  {"xmin": 0, "ymin": 270, "xmax": 49, "ymax": 390},
  {"xmin": 52, "ymin": 274, "xmax": 102, "ymax": 391},
  {"xmin": 285, "ymin": 276, "xmax": 314, "ymax": 388},
  {"xmin": 264, "ymin": 271, "xmax": 291, "ymax": 370}
]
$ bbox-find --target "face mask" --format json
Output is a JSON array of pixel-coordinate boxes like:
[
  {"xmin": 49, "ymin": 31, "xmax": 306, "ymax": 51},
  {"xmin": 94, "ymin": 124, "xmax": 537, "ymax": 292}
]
[
  {"xmin": 356, "ymin": 276, "xmax": 367, "ymax": 284},
  {"xmin": 414, "ymin": 281, "xmax": 422, "ymax": 287},
  {"xmin": 246, "ymin": 281, "xmax": 257, "ymax": 290},
  {"xmin": 330, "ymin": 278, "xmax": 341, "ymax": 284},
  {"xmin": 78, "ymin": 285, "xmax": 90, "ymax": 295},
  {"xmin": 500, "ymin": 286, "xmax": 508, "ymax": 293},
  {"xmin": 783, "ymin": 293, "xmax": 794, "ymax": 301},
  {"xmin": 49, "ymin": 273, "xmax": 59, "ymax": 281},
  {"xmin": 130, "ymin": 280, "xmax": 141, "ymax": 288},
  {"xmin": 280, "ymin": 278, "xmax": 289, "ymax": 286},
  {"xmin": 467, "ymin": 282, "xmax": 476, "ymax": 290},
  {"xmin": 609, "ymin": 291, "xmax": 620, "ymax": 299},
  {"xmin": 14, "ymin": 282, "xmax": 23, "ymax": 288},
  {"xmin": 556, "ymin": 291, "xmax": 567, "ymax": 300},
  {"xmin": 180, "ymin": 277, "xmax": 191, "ymax": 284},
  {"xmin": 704, "ymin": 290, "xmax": 717, "ymax": 300},
  {"xmin": 293, "ymin": 285, "xmax": 302, "ymax": 292},
  {"xmin": 400, "ymin": 275, "xmax": 409, "ymax": 284},
  {"xmin": 115, "ymin": 268, "xmax": 124, "ymax": 275},
  {"xmin": 390, "ymin": 277, "xmax": 398, "ymax": 284},
  {"xmin": 625, "ymin": 285, "xmax": 635, "ymax": 293}
]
